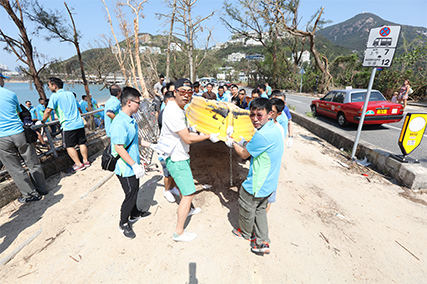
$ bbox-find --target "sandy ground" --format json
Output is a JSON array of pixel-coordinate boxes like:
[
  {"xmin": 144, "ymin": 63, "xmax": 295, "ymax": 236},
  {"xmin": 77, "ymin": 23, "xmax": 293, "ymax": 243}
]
[{"xmin": 1, "ymin": 123, "xmax": 427, "ymax": 284}]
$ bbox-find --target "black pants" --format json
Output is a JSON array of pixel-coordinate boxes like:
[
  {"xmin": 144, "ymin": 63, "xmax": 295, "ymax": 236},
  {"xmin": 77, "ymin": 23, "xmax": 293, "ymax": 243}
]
[{"xmin": 117, "ymin": 175, "xmax": 140, "ymax": 225}]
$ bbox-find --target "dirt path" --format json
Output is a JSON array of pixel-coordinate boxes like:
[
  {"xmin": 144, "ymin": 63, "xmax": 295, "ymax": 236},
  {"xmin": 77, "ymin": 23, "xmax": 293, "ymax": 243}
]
[{"xmin": 1, "ymin": 124, "xmax": 426, "ymax": 283}]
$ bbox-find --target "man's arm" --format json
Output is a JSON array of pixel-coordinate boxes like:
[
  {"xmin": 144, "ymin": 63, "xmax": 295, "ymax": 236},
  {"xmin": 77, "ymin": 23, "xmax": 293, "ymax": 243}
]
[
  {"xmin": 115, "ymin": 144, "xmax": 136, "ymax": 166},
  {"xmin": 177, "ymin": 128, "xmax": 210, "ymax": 145},
  {"xmin": 106, "ymin": 112, "xmax": 116, "ymax": 120},
  {"xmin": 41, "ymin": 108, "xmax": 53, "ymax": 123},
  {"xmin": 233, "ymin": 143, "xmax": 251, "ymax": 159},
  {"xmin": 288, "ymin": 120, "xmax": 293, "ymax": 137}
]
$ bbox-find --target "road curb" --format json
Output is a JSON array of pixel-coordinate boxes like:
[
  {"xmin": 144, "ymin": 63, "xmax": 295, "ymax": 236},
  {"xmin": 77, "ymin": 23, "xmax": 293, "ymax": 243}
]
[{"xmin": 291, "ymin": 110, "xmax": 427, "ymax": 190}]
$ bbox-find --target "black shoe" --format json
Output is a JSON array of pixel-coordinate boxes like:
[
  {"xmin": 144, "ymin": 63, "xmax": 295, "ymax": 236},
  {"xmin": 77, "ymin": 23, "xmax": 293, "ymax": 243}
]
[
  {"xmin": 118, "ymin": 223, "xmax": 136, "ymax": 239},
  {"xmin": 129, "ymin": 211, "xmax": 151, "ymax": 223},
  {"xmin": 37, "ymin": 189, "xmax": 49, "ymax": 196},
  {"xmin": 18, "ymin": 194, "xmax": 42, "ymax": 203}
]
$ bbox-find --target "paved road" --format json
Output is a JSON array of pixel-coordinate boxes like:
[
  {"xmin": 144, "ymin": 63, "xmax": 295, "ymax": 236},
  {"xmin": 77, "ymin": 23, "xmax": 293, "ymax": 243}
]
[{"xmin": 285, "ymin": 92, "xmax": 427, "ymax": 168}]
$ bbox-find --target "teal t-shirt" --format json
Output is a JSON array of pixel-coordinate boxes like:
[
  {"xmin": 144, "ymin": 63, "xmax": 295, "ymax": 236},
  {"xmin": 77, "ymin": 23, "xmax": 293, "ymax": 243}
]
[
  {"xmin": 0, "ymin": 86, "xmax": 23, "ymax": 138},
  {"xmin": 110, "ymin": 110, "xmax": 140, "ymax": 177},
  {"xmin": 242, "ymin": 120, "xmax": 284, "ymax": 197},
  {"xmin": 276, "ymin": 112, "xmax": 289, "ymax": 138},
  {"xmin": 47, "ymin": 89, "xmax": 84, "ymax": 131},
  {"xmin": 104, "ymin": 96, "xmax": 121, "ymax": 137}
]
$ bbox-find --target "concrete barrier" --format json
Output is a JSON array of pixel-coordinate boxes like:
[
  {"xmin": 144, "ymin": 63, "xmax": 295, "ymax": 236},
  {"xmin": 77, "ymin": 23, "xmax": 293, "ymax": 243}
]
[
  {"xmin": 0, "ymin": 135, "xmax": 111, "ymax": 208},
  {"xmin": 291, "ymin": 110, "xmax": 427, "ymax": 190}
]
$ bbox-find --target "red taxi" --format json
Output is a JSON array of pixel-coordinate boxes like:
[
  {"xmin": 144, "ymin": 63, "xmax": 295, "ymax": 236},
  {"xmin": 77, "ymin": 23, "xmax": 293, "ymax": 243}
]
[{"xmin": 310, "ymin": 89, "xmax": 404, "ymax": 126}]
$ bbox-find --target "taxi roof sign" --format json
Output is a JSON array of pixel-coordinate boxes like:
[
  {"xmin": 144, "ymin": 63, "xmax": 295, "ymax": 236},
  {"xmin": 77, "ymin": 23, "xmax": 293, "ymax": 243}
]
[{"xmin": 397, "ymin": 113, "xmax": 427, "ymax": 156}]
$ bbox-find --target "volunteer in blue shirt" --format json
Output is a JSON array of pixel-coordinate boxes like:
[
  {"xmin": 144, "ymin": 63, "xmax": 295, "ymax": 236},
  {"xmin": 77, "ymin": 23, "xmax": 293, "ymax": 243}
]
[
  {"xmin": 80, "ymin": 95, "xmax": 98, "ymax": 114},
  {"xmin": 0, "ymin": 73, "xmax": 47, "ymax": 203},
  {"xmin": 110, "ymin": 86, "xmax": 154, "ymax": 239},
  {"xmin": 104, "ymin": 84, "xmax": 122, "ymax": 136},
  {"xmin": 216, "ymin": 85, "xmax": 228, "ymax": 102},
  {"xmin": 271, "ymin": 90, "xmax": 294, "ymax": 147},
  {"xmin": 226, "ymin": 97, "xmax": 284, "ymax": 255},
  {"xmin": 42, "ymin": 77, "xmax": 90, "ymax": 172}
]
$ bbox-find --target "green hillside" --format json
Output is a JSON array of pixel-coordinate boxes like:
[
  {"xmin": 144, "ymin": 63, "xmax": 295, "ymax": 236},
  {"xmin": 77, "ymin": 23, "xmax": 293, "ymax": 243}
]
[{"xmin": 318, "ymin": 13, "xmax": 427, "ymax": 53}]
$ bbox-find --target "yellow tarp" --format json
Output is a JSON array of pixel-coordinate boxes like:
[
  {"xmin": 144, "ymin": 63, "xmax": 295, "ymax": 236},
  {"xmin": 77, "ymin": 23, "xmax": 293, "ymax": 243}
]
[{"xmin": 186, "ymin": 96, "xmax": 255, "ymax": 142}]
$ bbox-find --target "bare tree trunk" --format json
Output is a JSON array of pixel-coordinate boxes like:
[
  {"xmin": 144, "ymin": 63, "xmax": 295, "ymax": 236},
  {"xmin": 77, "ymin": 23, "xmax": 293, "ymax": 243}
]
[
  {"xmin": 125, "ymin": 0, "xmax": 149, "ymax": 98},
  {"xmin": 64, "ymin": 2, "xmax": 92, "ymax": 112},
  {"xmin": 0, "ymin": 0, "xmax": 47, "ymax": 100},
  {"xmin": 166, "ymin": 0, "xmax": 177, "ymax": 83},
  {"xmin": 101, "ymin": 0, "xmax": 129, "ymax": 85}
]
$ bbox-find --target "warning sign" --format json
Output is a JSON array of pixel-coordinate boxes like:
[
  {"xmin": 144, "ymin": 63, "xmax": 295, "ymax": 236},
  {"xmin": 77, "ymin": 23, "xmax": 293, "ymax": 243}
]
[
  {"xmin": 398, "ymin": 113, "xmax": 427, "ymax": 155},
  {"xmin": 363, "ymin": 25, "xmax": 401, "ymax": 68},
  {"xmin": 366, "ymin": 26, "xmax": 401, "ymax": 48}
]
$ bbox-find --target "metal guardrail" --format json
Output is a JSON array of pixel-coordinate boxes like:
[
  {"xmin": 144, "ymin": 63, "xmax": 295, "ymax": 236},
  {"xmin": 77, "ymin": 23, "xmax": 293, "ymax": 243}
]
[
  {"xmin": 0, "ymin": 100, "xmax": 160, "ymax": 177},
  {"xmin": 134, "ymin": 99, "xmax": 159, "ymax": 170}
]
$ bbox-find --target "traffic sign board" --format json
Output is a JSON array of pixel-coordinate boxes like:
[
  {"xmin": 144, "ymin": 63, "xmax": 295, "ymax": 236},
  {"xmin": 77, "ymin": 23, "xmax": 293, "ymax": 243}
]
[
  {"xmin": 362, "ymin": 47, "xmax": 396, "ymax": 67},
  {"xmin": 366, "ymin": 25, "xmax": 401, "ymax": 48}
]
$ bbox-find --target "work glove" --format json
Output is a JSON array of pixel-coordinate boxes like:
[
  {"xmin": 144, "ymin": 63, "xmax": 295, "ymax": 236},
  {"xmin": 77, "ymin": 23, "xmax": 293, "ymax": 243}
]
[
  {"xmin": 35, "ymin": 121, "xmax": 43, "ymax": 126},
  {"xmin": 286, "ymin": 137, "xmax": 293, "ymax": 148},
  {"xmin": 132, "ymin": 163, "xmax": 145, "ymax": 179},
  {"xmin": 237, "ymin": 136, "xmax": 247, "ymax": 147},
  {"xmin": 225, "ymin": 136, "xmax": 234, "ymax": 148},
  {"xmin": 149, "ymin": 143, "xmax": 157, "ymax": 151},
  {"xmin": 209, "ymin": 133, "xmax": 220, "ymax": 143},
  {"xmin": 226, "ymin": 125, "xmax": 234, "ymax": 136},
  {"xmin": 188, "ymin": 124, "xmax": 198, "ymax": 133}
]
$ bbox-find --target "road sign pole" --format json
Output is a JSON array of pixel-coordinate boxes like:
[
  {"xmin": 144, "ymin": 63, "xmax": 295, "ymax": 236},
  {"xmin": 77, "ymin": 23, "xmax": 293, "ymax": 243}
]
[
  {"xmin": 351, "ymin": 67, "xmax": 377, "ymax": 160},
  {"xmin": 300, "ymin": 73, "xmax": 303, "ymax": 93}
]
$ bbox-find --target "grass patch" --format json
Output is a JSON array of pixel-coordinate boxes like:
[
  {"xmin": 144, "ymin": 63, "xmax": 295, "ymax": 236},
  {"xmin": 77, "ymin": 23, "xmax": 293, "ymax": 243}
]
[
  {"xmin": 306, "ymin": 111, "xmax": 316, "ymax": 118},
  {"xmin": 288, "ymin": 104, "xmax": 296, "ymax": 111}
]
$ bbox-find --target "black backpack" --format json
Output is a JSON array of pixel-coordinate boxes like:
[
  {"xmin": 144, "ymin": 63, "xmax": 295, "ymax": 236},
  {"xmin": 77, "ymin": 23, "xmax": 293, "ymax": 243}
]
[{"xmin": 101, "ymin": 139, "xmax": 134, "ymax": 172}]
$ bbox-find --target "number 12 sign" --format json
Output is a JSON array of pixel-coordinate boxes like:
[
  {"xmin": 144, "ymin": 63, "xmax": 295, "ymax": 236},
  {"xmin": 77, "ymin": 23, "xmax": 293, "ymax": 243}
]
[{"xmin": 363, "ymin": 25, "xmax": 401, "ymax": 68}]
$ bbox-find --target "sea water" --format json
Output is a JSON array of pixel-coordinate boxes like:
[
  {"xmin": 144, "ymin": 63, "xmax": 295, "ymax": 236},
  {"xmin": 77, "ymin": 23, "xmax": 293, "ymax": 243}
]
[{"xmin": 3, "ymin": 82, "xmax": 112, "ymax": 105}]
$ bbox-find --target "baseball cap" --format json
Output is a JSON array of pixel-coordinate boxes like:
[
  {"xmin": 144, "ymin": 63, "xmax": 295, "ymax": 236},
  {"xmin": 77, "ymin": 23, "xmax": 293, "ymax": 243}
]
[
  {"xmin": 0, "ymin": 73, "xmax": 10, "ymax": 79},
  {"xmin": 175, "ymin": 78, "xmax": 192, "ymax": 89}
]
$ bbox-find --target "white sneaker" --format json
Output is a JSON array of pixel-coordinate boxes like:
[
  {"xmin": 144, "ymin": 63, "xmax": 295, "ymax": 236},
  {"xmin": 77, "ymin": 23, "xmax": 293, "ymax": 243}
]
[
  {"xmin": 173, "ymin": 230, "xmax": 197, "ymax": 242},
  {"xmin": 188, "ymin": 207, "xmax": 201, "ymax": 217},
  {"xmin": 163, "ymin": 189, "xmax": 176, "ymax": 203},
  {"xmin": 170, "ymin": 187, "xmax": 180, "ymax": 196}
]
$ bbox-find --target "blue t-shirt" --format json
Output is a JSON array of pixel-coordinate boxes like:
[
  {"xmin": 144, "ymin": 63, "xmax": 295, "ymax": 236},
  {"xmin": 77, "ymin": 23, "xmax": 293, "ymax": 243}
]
[
  {"xmin": 35, "ymin": 103, "xmax": 54, "ymax": 121},
  {"xmin": 216, "ymin": 93, "xmax": 229, "ymax": 102},
  {"xmin": 48, "ymin": 89, "xmax": 84, "ymax": 131},
  {"xmin": 276, "ymin": 112, "xmax": 289, "ymax": 138},
  {"xmin": 0, "ymin": 86, "xmax": 24, "ymax": 138},
  {"xmin": 104, "ymin": 96, "xmax": 121, "ymax": 137},
  {"xmin": 80, "ymin": 98, "xmax": 98, "ymax": 114},
  {"xmin": 266, "ymin": 86, "xmax": 272, "ymax": 97},
  {"xmin": 29, "ymin": 107, "xmax": 37, "ymax": 120},
  {"xmin": 242, "ymin": 120, "xmax": 284, "ymax": 197},
  {"xmin": 260, "ymin": 92, "xmax": 268, "ymax": 99},
  {"xmin": 35, "ymin": 104, "xmax": 46, "ymax": 120},
  {"xmin": 110, "ymin": 110, "xmax": 140, "ymax": 177}
]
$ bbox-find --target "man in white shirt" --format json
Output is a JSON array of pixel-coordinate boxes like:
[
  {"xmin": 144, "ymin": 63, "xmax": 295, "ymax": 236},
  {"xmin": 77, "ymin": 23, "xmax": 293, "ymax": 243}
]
[{"xmin": 158, "ymin": 78, "xmax": 220, "ymax": 242}]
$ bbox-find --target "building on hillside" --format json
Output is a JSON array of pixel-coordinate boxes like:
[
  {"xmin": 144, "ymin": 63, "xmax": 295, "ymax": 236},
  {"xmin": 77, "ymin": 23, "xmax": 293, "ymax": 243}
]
[
  {"xmin": 291, "ymin": 50, "xmax": 311, "ymax": 64},
  {"xmin": 228, "ymin": 38, "xmax": 245, "ymax": 45},
  {"xmin": 111, "ymin": 46, "xmax": 126, "ymax": 54},
  {"xmin": 246, "ymin": 54, "xmax": 265, "ymax": 61},
  {"xmin": 139, "ymin": 46, "xmax": 161, "ymax": 54},
  {"xmin": 169, "ymin": 42, "xmax": 182, "ymax": 52},
  {"xmin": 227, "ymin": 52, "xmax": 246, "ymax": 62},
  {"xmin": 211, "ymin": 42, "xmax": 227, "ymax": 50},
  {"xmin": 245, "ymin": 39, "xmax": 263, "ymax": 46}
]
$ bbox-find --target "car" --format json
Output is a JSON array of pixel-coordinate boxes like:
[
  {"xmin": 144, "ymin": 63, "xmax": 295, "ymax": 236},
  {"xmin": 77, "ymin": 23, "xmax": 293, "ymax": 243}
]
[{"xmin": 310, "ymin": 89, "xmax": 404, "ymax": 126}]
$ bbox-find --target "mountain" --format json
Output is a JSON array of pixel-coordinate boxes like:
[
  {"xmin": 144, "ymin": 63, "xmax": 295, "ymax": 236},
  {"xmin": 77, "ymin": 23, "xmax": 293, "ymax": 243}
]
[{"xmin": 318, "ymin": 13, "xmax": 427, "ymax": 53}]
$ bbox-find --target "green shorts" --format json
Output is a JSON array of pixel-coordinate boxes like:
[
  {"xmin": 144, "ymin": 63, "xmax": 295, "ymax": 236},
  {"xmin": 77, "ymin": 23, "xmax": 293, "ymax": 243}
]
[{"xmin": 165, "ymin": 157, "xmax": 196, "ymax": 196}]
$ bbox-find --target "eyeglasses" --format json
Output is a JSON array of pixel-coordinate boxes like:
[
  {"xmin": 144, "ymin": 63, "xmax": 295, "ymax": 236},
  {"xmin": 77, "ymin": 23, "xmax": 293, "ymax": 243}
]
[
  {"xmin": 130, "ymin": 99, "xmax": 141, "ymax": 105},
  {"xmin": 178, "ymin": 90, "xmax": 193, "ymax": 96}
]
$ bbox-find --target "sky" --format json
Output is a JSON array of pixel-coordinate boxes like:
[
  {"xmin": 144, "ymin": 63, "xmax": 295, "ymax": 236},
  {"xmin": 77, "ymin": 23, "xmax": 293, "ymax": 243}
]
[{"xmin": 1, "ymin": 0, "xmax": 426, "ymax": 71}]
